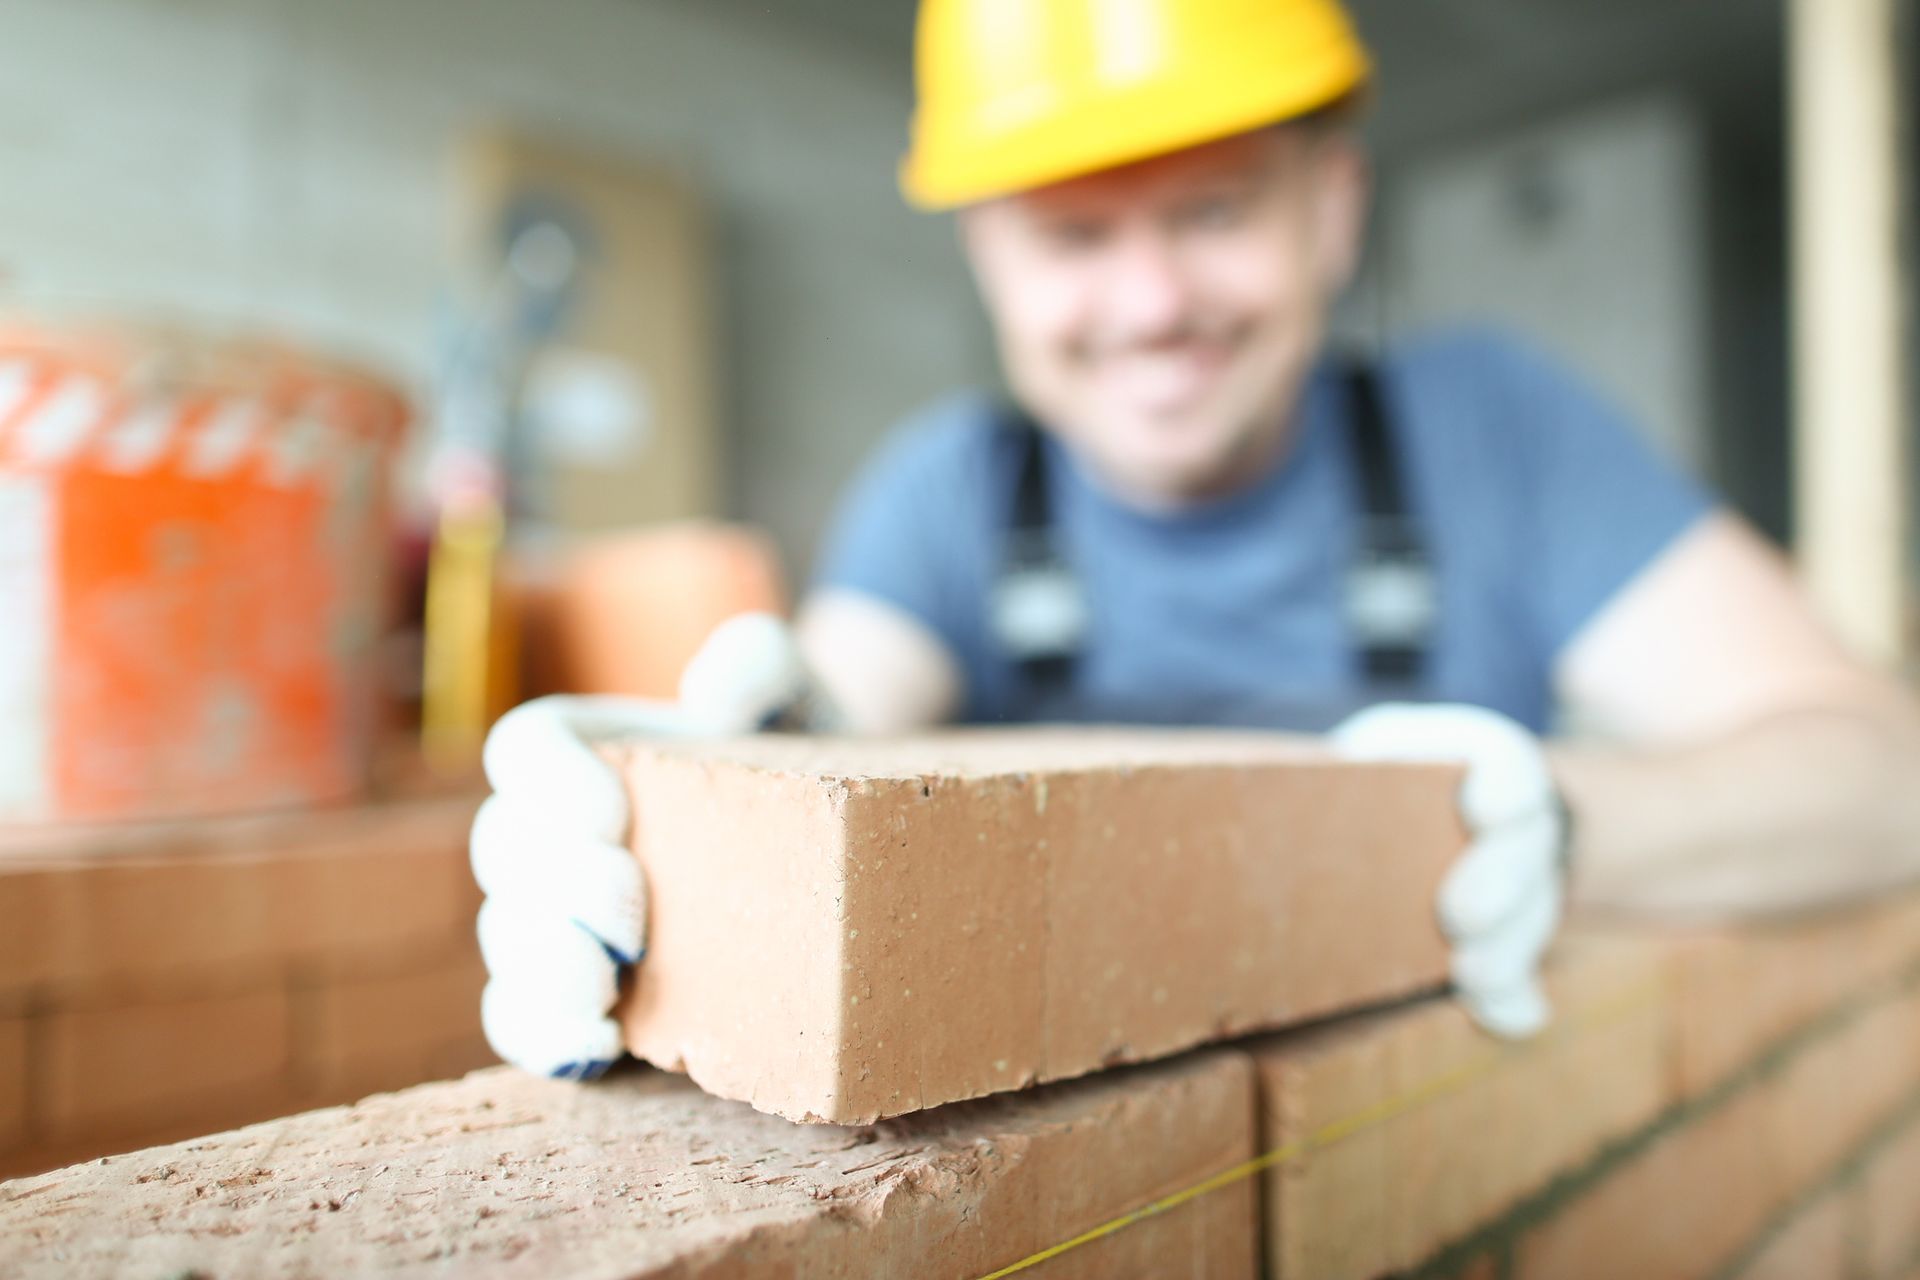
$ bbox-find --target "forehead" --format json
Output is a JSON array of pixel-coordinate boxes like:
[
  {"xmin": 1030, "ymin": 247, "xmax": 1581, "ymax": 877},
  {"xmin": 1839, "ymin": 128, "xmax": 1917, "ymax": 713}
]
[{"xmin": 1007, "ymin": 129, "xmax": 1295, "ymax": 218}]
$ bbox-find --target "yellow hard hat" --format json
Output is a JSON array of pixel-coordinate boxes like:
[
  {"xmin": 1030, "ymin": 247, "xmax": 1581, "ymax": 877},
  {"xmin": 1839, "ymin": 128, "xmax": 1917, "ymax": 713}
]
[{"xmin": 902, "ymin": 0, "xmax": 1371, "ymax": 210}]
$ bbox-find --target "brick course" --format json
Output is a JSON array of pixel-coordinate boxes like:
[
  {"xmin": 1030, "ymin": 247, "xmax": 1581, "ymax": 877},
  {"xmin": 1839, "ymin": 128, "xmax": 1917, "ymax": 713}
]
[
  {"xmin": 5, "ymin": 752, "xmax": 1920, "ymax": 1278},
  {"xmin": 0, "ymin": 1052, "xmax": 1259, "ymax": 1280},
  {"xmin": 0, "ymin": 1018, "xmax": 24, "ymax": 1154},
  {"xmin": 0, "ymin": 793, "xmax": 486, "ymax": 1178},
  {"xmin": 1254, "ymin": 935, "xmax": 1672, "ymax": 1280}
]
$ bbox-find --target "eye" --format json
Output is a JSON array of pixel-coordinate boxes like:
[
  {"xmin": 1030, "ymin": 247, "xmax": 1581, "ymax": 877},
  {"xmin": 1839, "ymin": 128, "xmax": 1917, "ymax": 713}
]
[
  {"xmin": 1178, "ymin": 192, "xmax": 1251, "ymax": 231},
  {"xmin": 1037, "ymin": 216, "xmax": 1107, "ymax": 253}
]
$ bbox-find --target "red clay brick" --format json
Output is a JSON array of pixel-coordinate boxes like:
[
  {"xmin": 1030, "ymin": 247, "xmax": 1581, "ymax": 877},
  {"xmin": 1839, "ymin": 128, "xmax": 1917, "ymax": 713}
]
[
  {"xmin": 0, "ymin": 796, "xmax": 478, "ymax": 998},
  {"xmin": 1515, "ymin": 985, "xmax": 1920, "ymax": 1278},
  {"xmin": 1861, "ymin": 1115, "xmax": 1920, "ymax": 1277},
  {"xmin": 0, "ymin": 1017, "xmax": 25, "ymax": 1153},
  {"xmin": 300, "ymin": 945, "xmax": 490, "ymax": 1098},
  {"xmin": 1759, "ymin": 991, "xmax": 1920, "ymax": 1197},
  {"xmin": 423, "ymin": 1033, "xmax": 496, "ymax": 1083},
  {"xmin": 1735, "ymin": 1191, "xmax": 1856, "ymax": 1280},
  {"xmin": 0, "ymin": 1052, "xmax": 1260, "ymax": 1279},
  {"xmin": 1671, "ymin": 893, "xmax": 1920, "ymax": 1099},
  {"xmin": 38, "ymin": 987, "xmax": 292, "ymax": 1140},
  {"xmin": 0, "ymin": 1112, "xmax": 292, "ymax": 1182},
  {"xmin": 1253, "ymin": 933, "xmax": 1673, "ymax": 1280},
  {"xmin": 615, "ymin": 730, "xmax": 1464, "ymax": 1123},
  {"xmin": 1514, "ymin": 1085, "xmax": 1780, "ymax": 1279}
]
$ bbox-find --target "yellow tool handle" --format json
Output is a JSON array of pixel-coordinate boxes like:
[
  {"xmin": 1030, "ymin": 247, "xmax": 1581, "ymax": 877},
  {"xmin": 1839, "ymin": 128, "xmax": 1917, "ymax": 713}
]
[{"xmin": 421, "ymin": 501, "xmax": 511, "ymax": 772}]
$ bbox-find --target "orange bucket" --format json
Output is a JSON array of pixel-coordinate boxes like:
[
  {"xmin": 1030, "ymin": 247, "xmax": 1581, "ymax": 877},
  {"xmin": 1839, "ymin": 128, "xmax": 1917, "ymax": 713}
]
[{"xmin": 0, "ymin": 320, "xmax": 408, "ymax": 824}]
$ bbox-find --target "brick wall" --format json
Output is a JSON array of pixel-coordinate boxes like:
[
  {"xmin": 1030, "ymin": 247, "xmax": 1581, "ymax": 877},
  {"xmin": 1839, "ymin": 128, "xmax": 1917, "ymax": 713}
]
[
  {"xmin": 5, "ymin": 875, "xmax": 1919, "ymax": 1276},
  {"xmin": 1253, "ymin": 895, "xmax": 1920, "ymax": 1280},
  {"xmin": 0, "ymin": 792, "xmax": 489, "ymax": 1180}
]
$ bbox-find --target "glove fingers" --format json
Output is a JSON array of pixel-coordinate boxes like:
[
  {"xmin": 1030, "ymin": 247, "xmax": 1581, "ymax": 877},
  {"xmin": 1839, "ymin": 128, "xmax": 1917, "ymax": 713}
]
[
  {"xmin": 1334, "ymin": 703, "xmax": 1556, "ymax": 830},
  {"xmin": 1437, "ymin": 811, "xmax": 1562, "ymax": 939},
  {"xmin": 482, "ymin": 981, "xmax": 625, "ymax": 1080},
  {"xmin": 476, "ymin": 899, "xmax": 620, "ymax": 1016},
  {"xmin": 1333, "ymin": 703, "xmax": 1527, "ymax": 763},
  {"xmin": 1449, "ymin": 885, "xmax": 1559, "ymax": 1007},
  {"xmin": 472, "ymin": 796, "xmax": 647, "ymax": 963},
  {"xmin": 1462, "ymin": 980, "xmax": 1552, "ymax": 1041},
  {"xmin": 678, "ymin": 612, "xmax": 809, "ymax": 734},
  {"xmin": 483, "ymin": 698, "xmax": 634, "ymax": 842}
]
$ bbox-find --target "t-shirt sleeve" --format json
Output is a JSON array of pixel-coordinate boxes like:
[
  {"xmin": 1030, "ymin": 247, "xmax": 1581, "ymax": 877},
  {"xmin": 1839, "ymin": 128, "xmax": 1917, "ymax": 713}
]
[
  {"xmin": 1481, "ymin": 334, "xmax": 1715, "ymax": 658},
  {"xmin": 809, "ymin": 398, "xmax": 992, "ymax": 654}
]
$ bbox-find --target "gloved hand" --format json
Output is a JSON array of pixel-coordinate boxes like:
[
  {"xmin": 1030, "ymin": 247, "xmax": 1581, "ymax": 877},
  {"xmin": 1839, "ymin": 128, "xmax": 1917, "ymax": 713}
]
[
  {"xmin": 471, "ymin": 612, "xmax": 825, "ymax": 1080},
  {"xmin": 1331, "ymin": 703, "xmax": 1568, "ymax": 1039}
]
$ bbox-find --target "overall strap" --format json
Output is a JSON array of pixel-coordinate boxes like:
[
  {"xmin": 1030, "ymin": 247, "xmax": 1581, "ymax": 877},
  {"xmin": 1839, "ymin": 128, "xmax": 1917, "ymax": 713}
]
[
  {"xmin": 1345, "ymin": 360, "xmax": 1437, "ymax": 686},
  {"xmin": 994, "ymin": 407, "xmax": 1085, "ymax": 706}
]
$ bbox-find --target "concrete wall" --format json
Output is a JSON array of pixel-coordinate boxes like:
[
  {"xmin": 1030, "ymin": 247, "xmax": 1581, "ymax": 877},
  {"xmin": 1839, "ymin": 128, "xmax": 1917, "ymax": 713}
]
[
  {"xmin": 1375, "ymin": 93, "xmax": 1711, "ymax": 474},
  {"xmin": 1347, "ymin": 0, "xmax": 1791, "ymax": 537},
  {"xmin": 0, "ymin": 0, "xmax": 1791, "ymax": 561},
  {"xmin": 0, "ymin": 0, "xmax": 993, "ymax": 572}
]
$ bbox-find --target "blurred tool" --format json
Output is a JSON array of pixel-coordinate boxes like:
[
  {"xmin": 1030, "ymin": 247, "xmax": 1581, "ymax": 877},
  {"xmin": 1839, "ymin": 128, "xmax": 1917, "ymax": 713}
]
[
  {"xmin": 0, "ymin": 319, "xmax": 406, "ymax": 824},
  {"xmin": 424, "ymin": 131, "xmax": 725, "ymax": 768},
  {"xmin": 455, "ymin": 130, "xmax": 721, "ymax": 538},
  {"xmin": 421, "ymin": 216, "xmax": 582, "ymax": 772}
]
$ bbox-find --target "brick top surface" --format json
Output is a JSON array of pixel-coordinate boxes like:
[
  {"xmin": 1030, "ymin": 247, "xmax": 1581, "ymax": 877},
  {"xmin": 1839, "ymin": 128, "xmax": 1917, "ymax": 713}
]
[
  {"xmin": 612, "ymin": 726, "xmax": 1331, "ymax": 780},
  {"xmin": 0, "ymin": 793, "xmax": 480, "ymax": 869},
  {"xmin": 0, "ymin": 1054, "xmax": 1256, "ymax": 1279}
]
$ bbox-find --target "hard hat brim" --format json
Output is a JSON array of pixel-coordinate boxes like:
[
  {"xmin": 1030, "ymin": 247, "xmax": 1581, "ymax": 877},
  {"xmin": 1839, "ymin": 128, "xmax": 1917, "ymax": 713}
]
[{"xmin": 901, "ymin": 41, "xmax": 1369, "ymax": 211}]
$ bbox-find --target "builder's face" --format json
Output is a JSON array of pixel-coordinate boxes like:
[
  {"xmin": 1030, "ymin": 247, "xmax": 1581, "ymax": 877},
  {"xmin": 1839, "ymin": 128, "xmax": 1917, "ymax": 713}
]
[{"xmin": 961, "ymin": 127, "xmax": 1367, "ymax": 506}]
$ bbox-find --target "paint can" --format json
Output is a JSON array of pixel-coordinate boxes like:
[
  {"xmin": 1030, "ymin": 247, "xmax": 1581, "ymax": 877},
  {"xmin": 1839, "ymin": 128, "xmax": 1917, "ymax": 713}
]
[{"xmin": 0, "ymin": 319, "xmax": 408, "ymax": 823}]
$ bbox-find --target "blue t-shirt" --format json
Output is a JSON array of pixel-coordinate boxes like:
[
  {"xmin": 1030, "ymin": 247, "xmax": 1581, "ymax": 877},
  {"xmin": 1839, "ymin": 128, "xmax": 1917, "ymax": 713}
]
[{"xmin": 813, "ymin": 330, "xmax": 1711, "ymax": 733}]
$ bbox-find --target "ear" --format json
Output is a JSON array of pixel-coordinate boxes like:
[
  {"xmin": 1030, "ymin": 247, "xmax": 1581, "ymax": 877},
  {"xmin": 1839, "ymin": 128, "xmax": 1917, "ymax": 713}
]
[{"xmin": 1308, "ymin": 137, "xmax": 1370, "ymax": 297}]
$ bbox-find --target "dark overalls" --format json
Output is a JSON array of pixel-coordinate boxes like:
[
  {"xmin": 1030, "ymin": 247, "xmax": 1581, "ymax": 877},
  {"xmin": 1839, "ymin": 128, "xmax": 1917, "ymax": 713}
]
[{"xmin": 987, "ymin": 361, "xmax": 1436, "ymax": 731}]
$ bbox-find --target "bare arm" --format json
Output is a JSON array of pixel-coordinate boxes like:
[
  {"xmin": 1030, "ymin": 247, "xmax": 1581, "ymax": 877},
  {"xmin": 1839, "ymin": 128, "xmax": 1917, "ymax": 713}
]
[
  {"xmin": 1551, "ymin": 512, "xmax": 1920, "ymax": 921},
  {"xmin": 796, "ymin": 588, "xmax": 964, "ymax": 734}
]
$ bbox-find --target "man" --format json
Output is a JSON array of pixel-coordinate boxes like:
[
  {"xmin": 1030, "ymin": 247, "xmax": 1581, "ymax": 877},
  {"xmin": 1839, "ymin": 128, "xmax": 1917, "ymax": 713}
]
[{"xmin": 471, "ymin": 0, "xmax": 1920, "ymax": 1080}]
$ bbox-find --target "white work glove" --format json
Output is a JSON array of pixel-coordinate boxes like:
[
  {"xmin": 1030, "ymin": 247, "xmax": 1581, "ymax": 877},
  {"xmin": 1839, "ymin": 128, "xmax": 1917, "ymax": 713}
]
[
  {"xmin": 471, "ymin": 612, "xmax": 824, "ymax": 1080},
  {"xmin": 1332, "ymin": 702, "xmax": 1568, "ymax": 1039}
]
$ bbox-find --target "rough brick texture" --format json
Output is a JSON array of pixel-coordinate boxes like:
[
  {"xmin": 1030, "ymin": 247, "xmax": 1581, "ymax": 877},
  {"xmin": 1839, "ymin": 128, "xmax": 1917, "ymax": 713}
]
[
  {"xmin": 0, "ymin": 1018, "xmax": 24, "ymax": 1153},
  {"xmin": 8, "ymin": 888, "xmax": 1920, "ymax": 1277},
  {"xmin": 302, "ymin": 948, "xmax": 491, "ymax": 1099},
  {"xmin": 1245, "ymin": 890, "xmax": 1920, "ymax": 1280},
  {"xmin": 1253, "ymin": 934, "xmax": 1672, "ymax": 1280},
  {"xmin": 0, "ymin": 795, "xmax": 482, "ymax": 997},
  {"xmin": 1670, "ymin": 894, "xmax": 1920, "ymax": 1099},
  {"xmin": 41, "ymin": 988, "xmax": 294, "ymax": 1138},
  {"xmin": 1734, "ymin": 1191, "xmax": 1855, "ymax": 1280},
  {"xmin": 615, "ymin": 730, "xmax": 1464, "ymax": 1123},
  {"xmin": 1514, "ymin": 1083, "xmax": 1780, "ymax": 1280},
  {"xmin": 1863, "ymin": 1113, "xmax": 1920, "ymax": 1276},
  {"xmin": 0, "ymin": 1053, "xmax": 1259, "ymax": 1280},
  {"xmin": 0, "ymin": 793, "xmax": 492, "ymax": 1179},
  {"xmin": 1512, "ymin": 980, "xmax": 1920, "ymax": 1279}
]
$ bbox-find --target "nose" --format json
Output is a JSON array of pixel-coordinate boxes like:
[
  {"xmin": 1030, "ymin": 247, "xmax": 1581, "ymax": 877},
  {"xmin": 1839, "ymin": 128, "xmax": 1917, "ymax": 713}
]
[{"xmin": 1100, "ymin": 225, "xmax": 1195, "ymax": 341}]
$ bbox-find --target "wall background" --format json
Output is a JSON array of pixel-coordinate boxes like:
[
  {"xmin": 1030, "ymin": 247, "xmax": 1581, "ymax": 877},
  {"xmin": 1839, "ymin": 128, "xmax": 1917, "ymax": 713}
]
[{"xmin": 0, "ymin": 0, "xmax": 1791, "ymax": 569}]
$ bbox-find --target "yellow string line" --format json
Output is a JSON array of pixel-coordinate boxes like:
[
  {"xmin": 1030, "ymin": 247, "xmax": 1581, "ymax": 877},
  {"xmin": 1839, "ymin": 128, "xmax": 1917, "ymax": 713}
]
[{"xmin": 973, "ymin": 979, "xmax": 1667, "ymax": 1280}]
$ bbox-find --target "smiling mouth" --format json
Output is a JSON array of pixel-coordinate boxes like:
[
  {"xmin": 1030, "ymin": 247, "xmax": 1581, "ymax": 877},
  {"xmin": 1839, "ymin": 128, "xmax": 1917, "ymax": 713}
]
[{"xmin": 1100, "ymin": 341, "xmax": 1237, "ymax": 416}]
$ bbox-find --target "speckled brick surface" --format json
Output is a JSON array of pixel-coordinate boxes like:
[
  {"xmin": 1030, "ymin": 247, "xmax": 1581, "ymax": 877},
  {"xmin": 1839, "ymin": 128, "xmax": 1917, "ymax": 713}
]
[
  {"xmin": 0, "ymin": 1054, "xmax": 1259, "ymax": 1279},
  {"xmin": 617, "ymin": 729, "xmax": 1465, "ymax": 1123}
]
